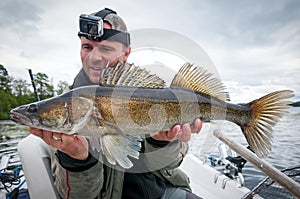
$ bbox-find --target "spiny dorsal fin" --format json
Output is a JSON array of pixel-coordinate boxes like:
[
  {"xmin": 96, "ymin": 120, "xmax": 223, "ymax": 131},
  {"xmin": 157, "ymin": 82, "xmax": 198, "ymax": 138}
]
[
  {"xmin": 99, "ymin": 62, "xmax": 165, "ymax": 88},
  {"xmin": 171, "ymin": 63, "xmax": 230, "ymax": 101}
]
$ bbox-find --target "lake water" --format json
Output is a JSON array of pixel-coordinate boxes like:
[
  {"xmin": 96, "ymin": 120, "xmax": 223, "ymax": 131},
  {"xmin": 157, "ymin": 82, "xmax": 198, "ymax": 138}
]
[
  {"xmin": 1, "ymin": 107, "xmax": 299, "ymax": 197},
  {"xmin": 189, "ymin": 107, "xmax": 300, "ymax": 197}
]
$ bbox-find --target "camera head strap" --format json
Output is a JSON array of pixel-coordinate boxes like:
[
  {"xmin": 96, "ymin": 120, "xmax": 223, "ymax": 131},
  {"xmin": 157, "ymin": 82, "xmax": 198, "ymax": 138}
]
[{"xmin": 78, "ymin": 8, "xmax": 130, "ymax": 46}]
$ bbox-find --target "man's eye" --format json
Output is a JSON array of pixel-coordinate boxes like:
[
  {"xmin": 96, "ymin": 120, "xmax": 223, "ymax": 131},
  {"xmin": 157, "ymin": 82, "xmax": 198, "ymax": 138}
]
[
  {"xmin": 99, "ymin": 46, "xmax": 114, "ymax": 52},
  {"xmin": 82, "ymin": 45, "xmax": 92, "ymax": 50}
]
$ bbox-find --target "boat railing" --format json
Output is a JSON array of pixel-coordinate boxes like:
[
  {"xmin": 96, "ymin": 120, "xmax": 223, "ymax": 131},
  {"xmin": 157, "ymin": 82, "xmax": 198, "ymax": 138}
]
[
  {"xmin": 205, "ymin": 143, "xmax": 246, "ymax": 188},
  {"xmin": 242, "ymin": 165, "xmax": 300, "ymax": 199}
]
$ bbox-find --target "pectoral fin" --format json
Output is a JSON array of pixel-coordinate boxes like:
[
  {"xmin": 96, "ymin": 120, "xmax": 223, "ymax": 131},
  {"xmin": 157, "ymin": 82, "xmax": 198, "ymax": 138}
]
[
  {"xmin": 83, "ymin": 112, "xmax": 142, "ymax": 168},
  {"xmin": 100, "ymin": 134, "xmax": 142, "ymax": 169}
]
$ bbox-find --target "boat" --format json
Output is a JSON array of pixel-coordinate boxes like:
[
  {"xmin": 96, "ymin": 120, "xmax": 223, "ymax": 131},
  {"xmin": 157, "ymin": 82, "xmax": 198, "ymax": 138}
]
[
  {"xmin": 0, "ymin": 135, "xmax": 300, "ymax": 199},
  {"xmin": 0, "ymin": 134, "xmax": 261, "ymax": 199},
  {"xmin": 179, "ymin": 151, "xmax": 253, "ymax": 199},
  {"xmin": 0, "ymin": 141, "xmax": 27, "ymax": 199}
]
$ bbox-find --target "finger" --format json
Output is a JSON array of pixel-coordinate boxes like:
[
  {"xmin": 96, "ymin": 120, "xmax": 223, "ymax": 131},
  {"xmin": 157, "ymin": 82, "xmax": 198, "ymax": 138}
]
[
  {"xmin": 29, "ymin": 128, "xmax": 57, "ymax": 147},
  {"xmin": 29, "ymin": 127, "xmax": 43, "ymax": 138},
  {"xmin": 177, "ymin": 123, "xmax": 191, "ymax": 142},
  {"xmin": 191, "ymin": 118, "xmax": 202, "ymax": 133},
  {"xmin": 59, "ymin": 135, "xmax": 89, "ymax": 160},
  {"xmin": 29, "ymin": 128, "xmax": 54, "ymax": 145},
  {"xmin": 51, "ymin": 132, "xmax": 63, "ymax": 148},
  {"xmin": 61, "ymin": 134, "xmax": 76, "ymax": 145},
  {"xmin": 58, "ymin": 134, "xmax": 87, "ymax": 151},
  {"xmin": 42, "ymin": 130, "xmax": 56, "ymax": 145},
  {"xmin": 168, "ymin": 125, "xmax": 181, "ymax": 140},
  {"xmin": 52, "ymin": 132, "xmax": 62, "ymax": 141},
  {"xmin": 74, "ymin": 135, "xmax": 89, "ymax": 148}
]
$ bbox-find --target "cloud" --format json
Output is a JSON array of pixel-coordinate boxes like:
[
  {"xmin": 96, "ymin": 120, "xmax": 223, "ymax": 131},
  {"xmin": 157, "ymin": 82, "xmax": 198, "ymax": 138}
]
[
  {"xmin": 0, "ymin": 0, "xmax": 43, "ymax": 37},
  {"xmin": 0, "ymin": 0, "xmax": 42, "ymax": 24},
  {"xmin": 0, "ymin": 0, "xmax": 299, "ymax": 101}
]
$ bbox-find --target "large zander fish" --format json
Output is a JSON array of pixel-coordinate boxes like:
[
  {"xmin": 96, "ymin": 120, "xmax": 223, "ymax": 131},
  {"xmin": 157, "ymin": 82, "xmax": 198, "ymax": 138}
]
[{"xmin": 10, "ymin": 63, "xmax": 294, "ymax": 168}]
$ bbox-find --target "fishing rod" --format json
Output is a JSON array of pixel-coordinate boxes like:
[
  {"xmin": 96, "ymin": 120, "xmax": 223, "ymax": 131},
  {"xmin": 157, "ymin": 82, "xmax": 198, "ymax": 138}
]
[
  {"xmin": 27, "ymin": 69, "xmax": 40, "ymax": 101},
  {"xmin": 214, "ymin": 130, "xmax": 300, "ymax": 198}
]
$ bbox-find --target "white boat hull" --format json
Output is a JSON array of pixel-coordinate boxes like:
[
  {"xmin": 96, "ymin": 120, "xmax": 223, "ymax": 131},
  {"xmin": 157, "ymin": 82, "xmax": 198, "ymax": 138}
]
[
  {"xmin": 180, "ymin": 153, "xmax": 252, "ymax": 199},
  {"xmin": 16, "ymin": 135, "xmax": 254, "ymax": 199}
]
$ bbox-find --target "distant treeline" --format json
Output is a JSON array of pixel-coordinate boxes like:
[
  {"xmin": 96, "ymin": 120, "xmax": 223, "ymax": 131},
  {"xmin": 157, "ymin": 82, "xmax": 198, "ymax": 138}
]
[{"xmin": 0, "ymin": 64, "xmax": 69, "ymax": 120}]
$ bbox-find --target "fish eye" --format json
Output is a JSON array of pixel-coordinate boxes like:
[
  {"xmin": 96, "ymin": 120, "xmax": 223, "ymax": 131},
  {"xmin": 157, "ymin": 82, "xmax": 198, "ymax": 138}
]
[{"xmin": 28, "ymin": 104, "xmax": 38, "ymax": 113}]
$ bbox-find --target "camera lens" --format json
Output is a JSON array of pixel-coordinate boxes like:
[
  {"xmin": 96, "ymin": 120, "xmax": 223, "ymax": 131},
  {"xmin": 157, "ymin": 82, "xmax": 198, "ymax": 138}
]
[{"xmin": 88, "ymin": 24, "xmax": 99, "ymax": 35}]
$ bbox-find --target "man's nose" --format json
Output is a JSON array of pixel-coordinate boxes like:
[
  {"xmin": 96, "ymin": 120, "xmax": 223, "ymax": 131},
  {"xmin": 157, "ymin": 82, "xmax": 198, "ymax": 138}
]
[{"xmin": 88, "ymin": 48, "xmax": 103, "ymax": 62}]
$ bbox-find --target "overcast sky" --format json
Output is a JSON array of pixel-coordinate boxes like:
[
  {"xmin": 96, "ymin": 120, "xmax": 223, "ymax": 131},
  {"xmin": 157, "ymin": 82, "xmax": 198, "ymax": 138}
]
[{"xmin": 0, "ymin": 0, "xmax": 299, "ymax": 102}]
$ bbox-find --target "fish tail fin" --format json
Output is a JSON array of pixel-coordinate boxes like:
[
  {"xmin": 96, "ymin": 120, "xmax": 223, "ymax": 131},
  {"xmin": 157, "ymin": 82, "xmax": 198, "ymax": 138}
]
[
  {"xmin": 241, "ymin": 90, "xmax": 294, "ymax": 158},
  {"xmin": 100, "ymin": 134, "xmax": 142, "ymax": 169}
]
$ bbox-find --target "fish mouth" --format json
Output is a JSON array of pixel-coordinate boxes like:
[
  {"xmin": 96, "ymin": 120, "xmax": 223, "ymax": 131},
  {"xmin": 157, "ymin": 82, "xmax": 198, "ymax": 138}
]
[{"xmin": 10, "ymin": 111, "xmax": 33, "ymax": 126}]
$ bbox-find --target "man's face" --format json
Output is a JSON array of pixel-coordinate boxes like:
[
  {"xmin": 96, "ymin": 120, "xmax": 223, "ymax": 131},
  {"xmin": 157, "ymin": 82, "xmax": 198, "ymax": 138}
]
[{"xmin": 80, "ymin": 23, "xmax": 130, "ymax": 83}]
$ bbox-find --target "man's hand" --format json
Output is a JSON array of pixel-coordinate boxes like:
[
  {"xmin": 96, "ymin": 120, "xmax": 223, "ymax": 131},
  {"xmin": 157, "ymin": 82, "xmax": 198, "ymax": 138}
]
[
  {"xmin": 29, "ymin": 128, "xmax": 89, "ymax": 161},
  {"xmin": 150, "ymin": 118, "xmax": 202, "ymax": 142}
]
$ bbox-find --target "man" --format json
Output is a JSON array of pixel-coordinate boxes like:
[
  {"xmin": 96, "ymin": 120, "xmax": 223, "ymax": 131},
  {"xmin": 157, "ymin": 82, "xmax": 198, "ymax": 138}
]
[{"xmin": 30, "ymin": 8, "xmax": 203, "ymax": 199}]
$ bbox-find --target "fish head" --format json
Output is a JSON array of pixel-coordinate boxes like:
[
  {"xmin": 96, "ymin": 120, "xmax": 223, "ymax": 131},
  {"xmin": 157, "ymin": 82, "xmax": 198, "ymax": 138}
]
[{"xmin": 10, "ymin": 96, "xmax": 94, "ymax": 133}]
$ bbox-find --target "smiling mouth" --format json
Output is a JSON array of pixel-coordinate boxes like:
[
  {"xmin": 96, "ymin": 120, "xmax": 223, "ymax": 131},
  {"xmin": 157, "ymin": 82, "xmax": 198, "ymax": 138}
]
[{"xmin": 90, "ymin": 67, "xmax": 102, "ymax": 71}]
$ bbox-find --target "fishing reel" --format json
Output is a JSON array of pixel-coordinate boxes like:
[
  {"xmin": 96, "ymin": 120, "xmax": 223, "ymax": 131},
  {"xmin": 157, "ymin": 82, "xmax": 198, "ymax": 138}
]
[{"xmin": 208, "ymin": 143, "xmax": 247, "ymax": 187}]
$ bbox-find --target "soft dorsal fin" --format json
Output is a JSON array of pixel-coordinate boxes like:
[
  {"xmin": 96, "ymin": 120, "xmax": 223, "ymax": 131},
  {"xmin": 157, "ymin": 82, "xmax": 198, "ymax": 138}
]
[
  {"xmin": 171, "ymin": 63, "xmax": 230, "ymax": 101},
  {"xmin": 99, "ymin": 62, "xmax": 165, "ymax": 88}
]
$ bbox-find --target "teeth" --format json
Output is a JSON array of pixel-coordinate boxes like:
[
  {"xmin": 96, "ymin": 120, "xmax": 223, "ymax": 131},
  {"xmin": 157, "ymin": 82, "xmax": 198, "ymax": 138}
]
[{"xmin": 91, "ymin": 67, "xmax": 101, "ymax": 70}]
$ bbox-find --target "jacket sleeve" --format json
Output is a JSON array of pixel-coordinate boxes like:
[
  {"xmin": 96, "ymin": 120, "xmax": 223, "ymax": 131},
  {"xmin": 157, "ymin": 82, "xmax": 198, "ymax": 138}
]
[
  {"xmin": 143, "ymin": 136, "xmax": 189, "ymax": 170},
  {"xmin": 143, "ymin": 137, "xmax": 191, "ymax": 190},
  {"xmin": 50, "ymin": 148, "xmax": 104, "ymax": 199}
]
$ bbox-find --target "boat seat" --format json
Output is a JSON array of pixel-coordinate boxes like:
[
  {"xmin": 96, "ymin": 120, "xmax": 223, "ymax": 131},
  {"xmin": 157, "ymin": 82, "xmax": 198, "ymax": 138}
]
[{"xmin": 18, "ymin": 134, "xmax": 60, "ymax": 199}]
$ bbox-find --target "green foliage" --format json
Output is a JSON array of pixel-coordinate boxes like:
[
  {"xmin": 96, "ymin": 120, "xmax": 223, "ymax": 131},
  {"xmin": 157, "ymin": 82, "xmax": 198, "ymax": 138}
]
[
  {"xmin": 0, "ymin": 64, "xmax": 69, "ymax": 119},
  {"xmin": 56, "ymin": 80, "xmax": 69, "ymax": 95},
  {"xmin": 0, "ymin": 89, "xmax": 17, "ymax": 119},
  {"xmin": 0, "ymin": 64, "xmax": 13, "ymax": 93},
  {"xmin": 34, "ymin": 72, "xmax": 54, "ymax": 100},
  {"xmin": 13, "ymin": 79, "xmax": 31, "ymax": 95}
]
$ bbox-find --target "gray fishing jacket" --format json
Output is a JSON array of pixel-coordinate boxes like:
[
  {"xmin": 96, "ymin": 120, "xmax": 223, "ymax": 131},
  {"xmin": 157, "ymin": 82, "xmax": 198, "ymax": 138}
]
[{"xmin": 50, "ymin": 139, "xmax": 190, "ymax": 199}]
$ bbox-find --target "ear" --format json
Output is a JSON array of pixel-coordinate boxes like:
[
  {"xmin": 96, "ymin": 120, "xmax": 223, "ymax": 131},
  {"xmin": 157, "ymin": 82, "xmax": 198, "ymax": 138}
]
[{"xmin": 122, "ymin": 46, "xmax": 131, "ymax": 62}]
